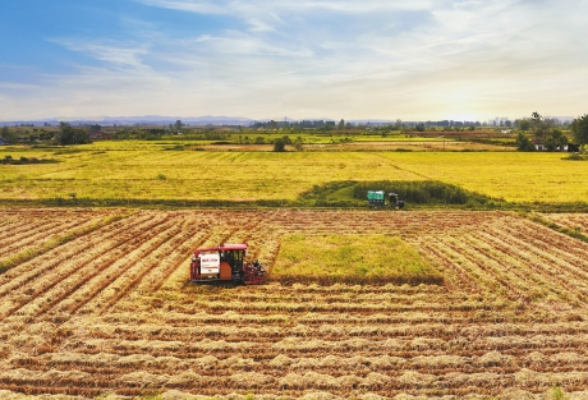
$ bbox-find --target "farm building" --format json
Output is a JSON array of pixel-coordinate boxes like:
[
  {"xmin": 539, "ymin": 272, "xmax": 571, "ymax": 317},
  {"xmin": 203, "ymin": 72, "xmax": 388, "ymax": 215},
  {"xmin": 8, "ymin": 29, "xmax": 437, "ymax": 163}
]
[
  {"xmin": 89, "ymin": 131, "xmax": 113, "ymax": 140},
  {"xmin": 533, "ymin": 139, "xmax": 568, "ymax": 151}
]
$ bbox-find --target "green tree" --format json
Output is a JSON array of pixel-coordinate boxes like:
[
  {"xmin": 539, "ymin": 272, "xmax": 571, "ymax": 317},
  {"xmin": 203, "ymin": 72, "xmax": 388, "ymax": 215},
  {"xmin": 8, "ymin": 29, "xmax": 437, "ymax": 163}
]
[
  {"xmin": 518, "ymin": 120, "xmax": 531, "ymax": 131},
  {"xmin": 0, "ymin": 126, "xmax": 18, "ymax": 143},
  {"xmin": 39, "ymin": 129, "xmax": 53, "ymax": 141},
  {"xmin": 254, "ymin": 137, "xmax": 265, "ymax": 144},
  {"xmin": 57, "ymin": 122, "xmax": 91, "ymax": 145},
  {"xmin": 174, "ymin": 120, "xmax": 183, "ymax": 130},
  {"xmin": 293, "ymin": 136, "xmax": 304, "ymax": 151},
  {"xmin": 571, "ymin": 114, "xmax": 588, "ymax": 149},
  {"xmin": 531, "ymin": 112, "xmax": 551, "ymax": 143},
  {"xmin": 338, "ymin": 119, "xmax": 345, "ymax": 130},
  {"xmin": 273, "ymin": 138, "xmax": 286, "ymax": 152},
  {"xmin": 516, "ymin": 132, "xmax": 535, "ymax": 151},
  {"xmin": 544, "ymin": 129, "xmax": 568, "ymax": 151}
]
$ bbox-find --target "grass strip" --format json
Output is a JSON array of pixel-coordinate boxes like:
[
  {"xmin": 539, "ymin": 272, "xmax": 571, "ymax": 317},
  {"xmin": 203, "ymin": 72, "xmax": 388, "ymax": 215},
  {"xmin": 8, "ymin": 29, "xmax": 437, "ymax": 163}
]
[
  {"xmin": 0, "ymin": 211, "xmax": 133, "ymax": 274},
  {"xmin": 2, "ymin": 195, "xmax": 588, "ymax": 213},
  {"xmin": 0, "ymin": 198, "xmax": 297, "ymax": 210}
]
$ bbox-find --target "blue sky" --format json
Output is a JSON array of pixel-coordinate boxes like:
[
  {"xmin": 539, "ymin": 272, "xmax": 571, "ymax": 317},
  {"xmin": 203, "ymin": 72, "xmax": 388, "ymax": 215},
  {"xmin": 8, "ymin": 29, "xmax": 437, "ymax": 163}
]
[{"xmin": 1, "ymin": 0, "xmax": 587, "ymax": 121}]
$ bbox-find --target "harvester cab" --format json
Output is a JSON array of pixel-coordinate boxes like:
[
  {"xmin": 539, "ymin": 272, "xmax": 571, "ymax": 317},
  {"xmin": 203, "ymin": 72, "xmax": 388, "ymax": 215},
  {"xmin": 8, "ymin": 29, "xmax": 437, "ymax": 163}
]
[{"xmin": 190, "ymin": 243, "xmax": 266, "ymax": 285}]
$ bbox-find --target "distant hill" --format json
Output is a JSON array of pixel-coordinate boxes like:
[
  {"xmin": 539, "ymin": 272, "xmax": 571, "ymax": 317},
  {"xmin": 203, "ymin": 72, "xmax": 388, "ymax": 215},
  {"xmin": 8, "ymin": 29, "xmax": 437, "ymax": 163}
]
[
  {"xmin": 0, "ymin": 115, "xmax": 256, "ymax": 126},
  {"xmin": 0, "ymin": 115, "xmax": 396, "ymax": 127}
]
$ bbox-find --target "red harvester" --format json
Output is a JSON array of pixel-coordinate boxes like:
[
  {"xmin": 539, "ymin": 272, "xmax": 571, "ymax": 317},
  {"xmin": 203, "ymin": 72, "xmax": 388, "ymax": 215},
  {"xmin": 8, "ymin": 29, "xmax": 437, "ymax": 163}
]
[{"xmin": 190, "ymin": 243, "xmax": 266, "ymax": 285}]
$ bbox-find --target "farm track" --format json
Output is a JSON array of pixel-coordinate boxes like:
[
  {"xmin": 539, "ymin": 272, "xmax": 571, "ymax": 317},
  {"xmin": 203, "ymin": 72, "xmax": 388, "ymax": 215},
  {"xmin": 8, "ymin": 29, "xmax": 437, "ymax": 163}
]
[{"xmin": 2, "ymin": 209, "xmax": 588, "ymax": 399}]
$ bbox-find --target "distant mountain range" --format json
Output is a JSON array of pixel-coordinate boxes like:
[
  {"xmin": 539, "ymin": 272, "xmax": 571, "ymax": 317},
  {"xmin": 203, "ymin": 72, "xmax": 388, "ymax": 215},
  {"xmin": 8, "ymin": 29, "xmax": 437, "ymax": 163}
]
[
  {"xmin": 0, "ymin": 114, "xmax": 579, "ymax": 127},
  {"xmin": 0, "ymin": 115, "xmax": 257, "ymax": 126},
  {"xmin": 545, "ymin": 116, "xmax": 576, "ymax": 123},
  {"xmin": 0, "ymin": 115, "xmax": 388, "ymax": 127},
  {"xmin": 0, "ymin": 115, "xmax": 405, "ymax": 127}
]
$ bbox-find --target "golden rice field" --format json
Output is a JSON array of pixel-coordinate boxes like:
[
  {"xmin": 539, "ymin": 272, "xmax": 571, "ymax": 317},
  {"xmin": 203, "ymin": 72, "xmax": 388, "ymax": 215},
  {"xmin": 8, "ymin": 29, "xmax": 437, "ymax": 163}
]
[
  {"xmin": 2, "ymin": 209, "xmax": 588, "ymax": 399},
  {"xmin": 1, "ymin": 143, "xmax": 587, "ymax": 204},
  {"xmin": 273, "ymin": 235, "xmax": 440, "ymax": 285}
]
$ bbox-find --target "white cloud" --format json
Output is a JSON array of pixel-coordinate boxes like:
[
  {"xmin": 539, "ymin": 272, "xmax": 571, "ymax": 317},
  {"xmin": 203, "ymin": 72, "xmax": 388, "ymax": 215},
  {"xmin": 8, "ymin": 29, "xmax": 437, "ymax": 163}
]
[
  {"xmin": 134, "ymin": 0, "xmax": 442, "ymax": 31},
  {"xmin": 2, "ymin": 0, "xmax": 588, "ymax": 120},
  {"xmin": 49, "ymin": 39, "xmax": 151, "ymax": 69},
  {"xmin": 136, "ymin": 0, "xmax": 228, "ymax": 15}
]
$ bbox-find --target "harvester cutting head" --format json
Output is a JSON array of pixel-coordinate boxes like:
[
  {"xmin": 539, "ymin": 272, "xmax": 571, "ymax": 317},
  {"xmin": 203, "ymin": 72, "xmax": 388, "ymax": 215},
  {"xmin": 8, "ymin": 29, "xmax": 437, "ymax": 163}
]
[{"xmin": 190, "ymin": 243, "xmax": 267, "ymax": 285}]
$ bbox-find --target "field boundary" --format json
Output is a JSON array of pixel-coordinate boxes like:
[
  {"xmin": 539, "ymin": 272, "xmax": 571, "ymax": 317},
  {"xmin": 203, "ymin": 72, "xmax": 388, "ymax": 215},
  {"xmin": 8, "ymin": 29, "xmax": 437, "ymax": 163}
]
[
  {"xmin": 3, "ymin": 197, "xmax": 588, "ymax": 214},
  {"xmin": 272, "ymin": 274, "xmax": 444, "ymax": 286}
]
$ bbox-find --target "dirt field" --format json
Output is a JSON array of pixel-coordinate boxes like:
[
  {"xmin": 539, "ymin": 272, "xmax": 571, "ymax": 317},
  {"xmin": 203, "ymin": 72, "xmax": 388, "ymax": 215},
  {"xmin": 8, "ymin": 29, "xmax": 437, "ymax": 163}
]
[{"xmin": 1, "ymin": 209, "xmax": 588, "ymax": 399}]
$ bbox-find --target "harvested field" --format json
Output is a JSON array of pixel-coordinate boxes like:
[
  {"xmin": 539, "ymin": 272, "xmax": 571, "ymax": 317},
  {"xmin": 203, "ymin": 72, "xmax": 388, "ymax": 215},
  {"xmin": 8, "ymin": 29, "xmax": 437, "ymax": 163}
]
[
  {"xmin": 541, "ymin": 213, "xmax": 588, "ymax": 234},
  {"xmin": 1, "ymin": 209, "xmax": 588, "ymax": 399},
  {"xmin": 0, "ymin": 209, "xmax": 121, "ymax": 271}
]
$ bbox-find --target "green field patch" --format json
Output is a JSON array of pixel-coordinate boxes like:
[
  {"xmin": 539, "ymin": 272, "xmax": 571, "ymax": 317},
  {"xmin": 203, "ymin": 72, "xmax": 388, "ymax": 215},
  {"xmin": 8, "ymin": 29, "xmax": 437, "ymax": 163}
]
[
  {"xmin": 353, "ymin": 180, "xmax": 489, "ymax": 205},
  {"xmin": 272, "ymin": 234, "xmax": 442, "ymax": 285},
  {"xmin": 299, "ymin": 180, "xmax": 497, "ymax": 208},
  {"xmin": 563, "ymin": 153, "xmax": 588, "ymax": 161}
]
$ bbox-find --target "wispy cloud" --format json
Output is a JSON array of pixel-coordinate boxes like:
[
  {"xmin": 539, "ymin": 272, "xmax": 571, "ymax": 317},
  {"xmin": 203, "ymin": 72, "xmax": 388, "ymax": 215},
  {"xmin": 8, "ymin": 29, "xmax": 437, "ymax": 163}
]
[
  {"xmin": 134, "ymin": 0, "xmax": 441, "ymax": 32},
  {"xmin": 48, "ymin": 38, "xmax": 151, "ymax": 69}
]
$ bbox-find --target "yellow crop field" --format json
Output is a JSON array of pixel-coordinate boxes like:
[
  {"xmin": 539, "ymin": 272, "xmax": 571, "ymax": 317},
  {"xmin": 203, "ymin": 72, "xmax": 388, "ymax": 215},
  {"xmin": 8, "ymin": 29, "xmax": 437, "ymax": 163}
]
[
  {"xmin": 273, "ymin": 234, "xmax": 440, "ymax": 285},
  {"xmin": 378, "ymin": 152, "xmax": 588, "ymax": 203},
  {"xmin": 0, "ymin": 143, "xmax": 586, "ymax": 205},
  {"xmin": 0, "ymin": 147, "xmax": 424, "ymax": 202}
]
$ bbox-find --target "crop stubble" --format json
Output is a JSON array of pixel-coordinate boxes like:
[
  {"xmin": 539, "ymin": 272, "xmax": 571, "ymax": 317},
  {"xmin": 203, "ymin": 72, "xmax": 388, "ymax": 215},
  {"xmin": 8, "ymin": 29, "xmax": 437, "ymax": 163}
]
[{"xmin": 1, "ymin": 209, "xmax": 588, "ymax": 399}]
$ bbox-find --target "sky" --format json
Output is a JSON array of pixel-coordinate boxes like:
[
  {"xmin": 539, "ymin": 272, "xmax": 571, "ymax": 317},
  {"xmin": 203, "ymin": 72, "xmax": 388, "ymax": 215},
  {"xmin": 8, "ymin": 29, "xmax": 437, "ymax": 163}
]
[{"xmin": 1, "ymin": 0, "xmax": 587, "ymax": 122}]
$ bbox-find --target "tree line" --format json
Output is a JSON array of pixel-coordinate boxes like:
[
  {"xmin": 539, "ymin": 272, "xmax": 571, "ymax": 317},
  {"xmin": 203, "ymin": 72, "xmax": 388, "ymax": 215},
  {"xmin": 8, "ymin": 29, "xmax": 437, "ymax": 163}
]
[
  {"xmin": 516, "ymin": 112, "xmax": 588, "ymax": 152},
  {"xmin": 1, "ymin": 122, "xmax": 92, "ymax": 145}
]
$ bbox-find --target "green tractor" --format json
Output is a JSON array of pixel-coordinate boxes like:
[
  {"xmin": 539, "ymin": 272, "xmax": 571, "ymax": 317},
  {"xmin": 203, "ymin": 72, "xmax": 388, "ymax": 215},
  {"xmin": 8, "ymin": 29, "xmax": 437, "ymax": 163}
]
[{"xmin": 367, "ymin": 190, "xmax": 404, "ymax": 209}]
